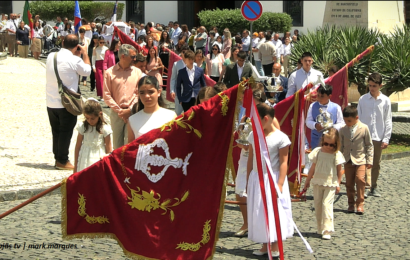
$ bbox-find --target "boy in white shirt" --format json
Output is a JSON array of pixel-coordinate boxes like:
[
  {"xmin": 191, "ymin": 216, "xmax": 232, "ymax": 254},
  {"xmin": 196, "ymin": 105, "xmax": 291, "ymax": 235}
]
[{"xmin": 357, "ymin": 73, "xmax": 392, "ymax": 198}]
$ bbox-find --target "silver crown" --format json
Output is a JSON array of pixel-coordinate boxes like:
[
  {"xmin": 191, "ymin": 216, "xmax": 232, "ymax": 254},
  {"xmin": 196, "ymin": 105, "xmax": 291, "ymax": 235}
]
[
  {"xmin": 316, "ymin": 108, "xmax": 333, "ymax": 132},
  {"xmin": 266, "ymin": 76, "xmax": 283, "ymax": 93}
]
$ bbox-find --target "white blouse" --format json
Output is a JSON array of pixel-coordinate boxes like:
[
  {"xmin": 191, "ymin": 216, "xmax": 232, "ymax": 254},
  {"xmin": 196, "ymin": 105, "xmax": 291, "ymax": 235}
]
[
  {"xmin": 129, "ymin": 107, "xmax": 176, "ymax": 139},
  {"xmin": 92, "ymin": 46, "xmax": 108, "ymax": 69}
]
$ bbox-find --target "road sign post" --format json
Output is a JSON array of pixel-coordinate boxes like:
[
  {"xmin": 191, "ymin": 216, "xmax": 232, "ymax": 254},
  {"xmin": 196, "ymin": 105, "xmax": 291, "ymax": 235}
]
[{"xmin": 241, "ymin": 1, "xmax": 263, "ymax": 63}]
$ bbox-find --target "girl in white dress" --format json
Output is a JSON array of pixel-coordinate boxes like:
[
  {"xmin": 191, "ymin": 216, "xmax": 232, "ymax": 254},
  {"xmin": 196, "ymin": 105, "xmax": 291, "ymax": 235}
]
[
  {"xmin": 127, "ymin": 76, "xmax": 176, "ymax": 142},
  {"xmin": 303, "ymin": 128, "xmax": 345, "ymax": 240},
  {"xmin": 246, "ymin": 103, "xmax": 294, "ymax": 257},
  {"xmin": 235, "ymin": 88, "xmax": 282, "ymax": 238},
  {"xmin": 74, "ymin": 99, "xmax": 113, "ymax": 173}
]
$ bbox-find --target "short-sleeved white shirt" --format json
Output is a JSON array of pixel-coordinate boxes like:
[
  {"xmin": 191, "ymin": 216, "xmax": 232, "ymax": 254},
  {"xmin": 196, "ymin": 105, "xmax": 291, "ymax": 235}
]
[
  {"xmin": 129, "ymin": 107, "xmax": 177, "ymax": 139},
  {"xmin": 248, "ymin": 130, "xmax": 291, "ymax": 173},
  {"xmin": 46, "ymin": 49, "xmax": 92, "ymax": 108}
]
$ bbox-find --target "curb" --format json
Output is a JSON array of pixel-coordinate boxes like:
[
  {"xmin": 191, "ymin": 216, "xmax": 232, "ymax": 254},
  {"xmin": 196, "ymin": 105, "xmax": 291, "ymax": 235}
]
[
  {"xmin": 393, "ymin": 116, "xmax": 410, "ymax": 123},
  {"xmin": 1, "ymin": 150, "xmax": 410, "ymax": 204},
  {"xmin": 381, "ymin": 151, "xmax": 410, "ymax": 160},
  {"xmin": 0, "ymin": 187, "xmax": 61, "ymax": 203}
]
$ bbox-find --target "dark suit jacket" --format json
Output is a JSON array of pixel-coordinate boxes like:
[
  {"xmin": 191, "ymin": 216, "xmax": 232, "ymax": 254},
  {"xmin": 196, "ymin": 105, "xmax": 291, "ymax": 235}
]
[
  {"xmin": 223, "ymin": 62, "xmax": 253, "ymax": 88},
  {"xmin": 176, "ymin": 66, "xmax": 206, "ymax": 103},
  {"xmin": 276, "ymin": 75, "xmax": 288, "ymax": 102}
]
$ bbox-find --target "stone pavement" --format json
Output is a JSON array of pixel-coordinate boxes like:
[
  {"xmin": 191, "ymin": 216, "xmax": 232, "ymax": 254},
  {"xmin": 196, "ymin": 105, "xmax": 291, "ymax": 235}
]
[{"xmin": 0, "ymin": 157, "xmax": 409, "ymax": 260}]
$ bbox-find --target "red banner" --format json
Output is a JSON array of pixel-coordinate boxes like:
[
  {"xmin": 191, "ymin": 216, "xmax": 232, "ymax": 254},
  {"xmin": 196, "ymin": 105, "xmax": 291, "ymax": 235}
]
[
  {"xmin": 275, "ymin": 84, "xmax": 312, "ymax": 195},
  {"xmin": 62, "ymin": 85, "xmax": 242, "ymax": 259}
]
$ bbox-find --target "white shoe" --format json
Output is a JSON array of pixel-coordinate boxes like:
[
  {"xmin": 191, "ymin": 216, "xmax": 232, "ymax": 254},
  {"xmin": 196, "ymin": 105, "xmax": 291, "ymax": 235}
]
[
  {"xmin": 322, "ymin": 231, "xmax": 331, "ymax": 240},
  {"xmin": 252, "ymin": 250, "xmax": 280, "ymax": 257},
  {"xmin": 252, "ymin": 250, "xmax": 268, "ymax": 256}
]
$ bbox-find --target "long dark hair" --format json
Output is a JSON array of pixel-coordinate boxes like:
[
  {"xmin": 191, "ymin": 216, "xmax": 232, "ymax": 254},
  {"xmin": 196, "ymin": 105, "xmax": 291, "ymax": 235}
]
[
  {"xmin": 135, "ymin": 76, "xmax": 165, "ymax": 112},
  {"xmin": 88, "ymin": 34, "xmax": 99, "ymax": 57},
  {"xmin": 34, "ymin": 21, "xmax": 41, "ymax": 31},
  {"xmin": 109, "ymin": 38, "xmax": 120, "ymax": 52},
  {"xmin": 89, "ymin": 34, "xmax": 99, "ymax": 49},
  {"xmin": 159, "ymin": 30, "xmax": 171, "ymax": 44},
  {"xmin": 97, "ymin": 36, "xmax": 105, "ymax": 48},
  {"xmin": 82, "ymin": 100, "xmax": 106, "ymax": 133},
  {"xmin": 64, "ymin": 22, "xmax": 72, "ymax": 32},
  {"xmin": 146, "ymin": 46, "xmax": 158, "ymax": 63}
]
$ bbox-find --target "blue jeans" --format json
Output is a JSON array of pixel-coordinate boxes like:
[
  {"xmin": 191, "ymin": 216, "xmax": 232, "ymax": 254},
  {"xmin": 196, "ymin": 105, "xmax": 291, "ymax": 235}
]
[{"xmin": 255, "ymin": 60, "xmax": 264, "ymax": 76}]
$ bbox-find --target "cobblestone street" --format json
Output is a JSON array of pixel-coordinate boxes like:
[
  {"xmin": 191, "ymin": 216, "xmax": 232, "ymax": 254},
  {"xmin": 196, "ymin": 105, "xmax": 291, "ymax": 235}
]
[{"xmin": 1, "ymin": 157, "xmax": 409, "ymax": 260}]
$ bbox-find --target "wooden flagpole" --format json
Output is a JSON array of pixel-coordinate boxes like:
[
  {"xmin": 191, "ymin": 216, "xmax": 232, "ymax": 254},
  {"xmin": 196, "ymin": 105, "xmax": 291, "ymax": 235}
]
[{"xmin": 0, "ymin": 182, "xmax": 62, "ymax": 220}]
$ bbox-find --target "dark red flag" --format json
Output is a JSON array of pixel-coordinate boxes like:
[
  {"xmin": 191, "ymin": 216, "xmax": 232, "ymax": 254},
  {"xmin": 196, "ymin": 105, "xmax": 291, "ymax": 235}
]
[{"xmin": 62, "ymin": 85, "xmax": 243, "ymax": 260}]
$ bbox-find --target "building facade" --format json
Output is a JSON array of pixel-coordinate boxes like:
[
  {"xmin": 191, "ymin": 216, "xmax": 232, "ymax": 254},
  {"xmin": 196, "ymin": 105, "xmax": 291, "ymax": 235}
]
[{"xmin": 4, "ymin": 1, "xmax": 408, "ymax": 34}]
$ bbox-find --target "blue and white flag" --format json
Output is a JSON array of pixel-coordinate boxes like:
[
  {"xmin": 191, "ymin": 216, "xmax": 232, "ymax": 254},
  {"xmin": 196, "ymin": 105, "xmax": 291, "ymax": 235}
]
[{"xmin": 111, "ymin": 1, "xmax": 118, "ymax": 22}]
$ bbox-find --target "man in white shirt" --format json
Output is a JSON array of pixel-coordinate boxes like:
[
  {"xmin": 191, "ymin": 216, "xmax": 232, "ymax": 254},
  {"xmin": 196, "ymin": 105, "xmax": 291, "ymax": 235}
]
[
  {"xmin": 0, "ymin": 14, "xmax": 7, "ymax": 52},
  {"xmin": 6, "ymin": 13, "xmax": 18, "ymax": 56},
  {"xmin": 171, "ymin": 21, "xmax": 182, "ymax": 46},
  {"xmin": 357, "ymin": 73, "xmax": 392, "ymax": 198},
  {"xmin": 252, "ymin": 31, "xmax": 265, "ymax": 76},
  {"xmin": 286, "ymin": 52, "xmax": 324, "ymax": 98},
  {"xmin": 241, "ymin": 29, "xmax": 251, "ymax": 54},
  {"xmin": 271, "ymin": 33, "xmax": 282, "ymax": 64},
  {"xmin": 281, "ymin": 37, "xmax": 292, "ymax": 77},
  {"xmin": 46, "ymin": 34, "xmax": 91, "ymax": 170},
  {"xmin": 258, "ymin": 33, "xmax": 276, "ymax": 76}
]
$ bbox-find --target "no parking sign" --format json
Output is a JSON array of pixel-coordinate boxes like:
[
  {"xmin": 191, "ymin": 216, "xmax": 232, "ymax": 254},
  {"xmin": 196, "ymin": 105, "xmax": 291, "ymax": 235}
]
[{"xmin": 241, "ymin": 1, "xmax": 263, "ymax": 21}]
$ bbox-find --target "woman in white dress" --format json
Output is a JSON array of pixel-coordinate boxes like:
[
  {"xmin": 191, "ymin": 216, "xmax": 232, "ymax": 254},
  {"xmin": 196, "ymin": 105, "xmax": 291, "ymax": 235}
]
[
  {"xmin": 127, "ymin": 76, "xmax": 176, "ymax": 142},
  {"xmin": 246, "ymin": 103, "xmax": 293, "ymax": 257}
]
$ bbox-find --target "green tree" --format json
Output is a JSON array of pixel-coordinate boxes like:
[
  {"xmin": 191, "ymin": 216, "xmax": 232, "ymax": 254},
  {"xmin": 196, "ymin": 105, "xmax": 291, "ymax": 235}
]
[
  {"xmin": 197, "ymin": 8, "xmax": 292, "ymax": 34},
  {"xmin": 30, "ymin": 1, "xmax": 124, "ymax": 23},
  {"xmin": 376, "ymin": 25, "xmax": 410, "ymax": 96},
  {"xmin": 290, "ymin": 25, "xmax": 386, "ymax": 96}
]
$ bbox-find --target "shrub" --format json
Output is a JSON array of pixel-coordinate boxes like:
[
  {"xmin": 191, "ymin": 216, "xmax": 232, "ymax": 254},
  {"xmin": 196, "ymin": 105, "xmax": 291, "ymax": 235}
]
[
  {"xmin": 30, "ymin": 1, "xmax": 124, "ymax": 23},
  {"xmin": 197, "ymin": 8, "xmax": 292, "ymax": 35}
]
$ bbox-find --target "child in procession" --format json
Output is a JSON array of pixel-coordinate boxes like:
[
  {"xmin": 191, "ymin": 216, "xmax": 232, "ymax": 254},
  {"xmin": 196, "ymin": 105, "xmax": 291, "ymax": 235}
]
[
  {"xmin": 246, "ymin": 103, "xmax": 293, "ymax": 257},
  {"xmin": 306, "ymin": 84, "xmax": 345, "ymax": 149},
  {"xmin": 74, "ymin": 99, "xmax": 113, "ymax": 173},
  {"xmin": 340, "ymin": 106, "xmax": 373, "ymax": 214},
  {"xmin": 303, "ymin": 128, "xmax": 345, "ymax": 240}
]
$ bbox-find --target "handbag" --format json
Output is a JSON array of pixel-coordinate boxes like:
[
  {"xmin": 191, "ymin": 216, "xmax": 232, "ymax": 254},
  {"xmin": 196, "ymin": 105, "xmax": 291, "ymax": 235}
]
[{"xmin": 53, "ymin": 52, "xmax": 84, "ymax": 116}]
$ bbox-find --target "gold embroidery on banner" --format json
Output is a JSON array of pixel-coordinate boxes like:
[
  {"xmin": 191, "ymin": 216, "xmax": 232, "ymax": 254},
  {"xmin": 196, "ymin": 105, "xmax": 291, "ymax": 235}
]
[
  {"xmin": 176, "ymin": 220, "xmax": 211, "ymax": 251},
  {"xmin": 160, "ymin": 111, "xmax": 202, "ymax": 138},
  {"xmin": 121, "ymin": 145, "xmax": 128, "ymax": 176},
  {"xmin": 78, "ymin": 194, "xmax": 110, "ymax": 224},
  {"xmin": 218, "ymin": 93, "xmax": 230, "ymax": 116},
  {"xmin": 127, "ymin": 185, "xmax": 189, "ymax": 222}
]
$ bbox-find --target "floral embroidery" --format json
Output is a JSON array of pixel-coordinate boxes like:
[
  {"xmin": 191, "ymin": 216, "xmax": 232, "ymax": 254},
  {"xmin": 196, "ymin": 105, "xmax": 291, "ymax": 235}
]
[
  {"xmin": 78, "ymin": 194, "xmax": 109, "ymax": 224},
  {"xmin": 160, "ymin": 111, "xmax": 202, "ymax": 138},
  {"xmin": 218, "ymin": 93, "xmax": 229, "ymax": 116},
  {"xmin": 127, "ymin": 186, "xmax": 189, "ymax": 222},
  {"xmin": 176, "ymin": 220, "xmax": 211, "ymax": 251}
]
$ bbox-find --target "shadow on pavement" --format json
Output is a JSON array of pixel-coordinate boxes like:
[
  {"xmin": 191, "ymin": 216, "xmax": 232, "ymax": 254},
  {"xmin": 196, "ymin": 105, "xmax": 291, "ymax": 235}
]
[{"xmin": 16, "ymin": 163, "xmax": 56, "ymax": 171}]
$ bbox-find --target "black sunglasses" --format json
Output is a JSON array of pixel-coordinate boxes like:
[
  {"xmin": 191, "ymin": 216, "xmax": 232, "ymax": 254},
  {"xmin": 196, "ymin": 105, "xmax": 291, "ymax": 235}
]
[
  {"xmin": 212, "ymin": 48, "xmax": 218, "ymax": 50},
  {"xmin": 99, "ymin": 42, "xmax": 105, "ymax": 44},
  {"xmin": 129, "ymin": 55, "xmax": 137, "ymax": 59},
  {"xmin": 323, "ymin": 142, "xmax": 336, "ymax": 148}
]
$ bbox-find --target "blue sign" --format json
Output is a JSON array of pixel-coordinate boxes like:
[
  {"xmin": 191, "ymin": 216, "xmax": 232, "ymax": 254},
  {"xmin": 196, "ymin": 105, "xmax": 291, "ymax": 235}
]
[{"xmin": 241, "ymin": 1, "xmax": 263, "ymax": 21}]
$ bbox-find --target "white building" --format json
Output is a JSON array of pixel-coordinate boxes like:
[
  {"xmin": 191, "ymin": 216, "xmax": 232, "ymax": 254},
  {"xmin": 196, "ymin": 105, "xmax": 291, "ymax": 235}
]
[{"xmin": 4, "ymin": 1, "xmax": 408, "ymax": 34}]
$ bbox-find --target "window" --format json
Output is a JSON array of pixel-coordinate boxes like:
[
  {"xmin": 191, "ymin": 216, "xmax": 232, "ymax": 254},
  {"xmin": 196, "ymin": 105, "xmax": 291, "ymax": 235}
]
[
  {"xmin": 126, "ymin": 1, "xmax": 144, "ymax": 23},
  {"xmin": 283, "ymin": 1, "xmax": 303, "ymax": 27}
]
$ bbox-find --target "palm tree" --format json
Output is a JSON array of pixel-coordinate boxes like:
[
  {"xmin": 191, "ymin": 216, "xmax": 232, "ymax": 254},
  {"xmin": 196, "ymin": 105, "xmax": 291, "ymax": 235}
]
[{"xmin": 376, "ymin": 25, "xmax": 410, "ymax": 97}]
